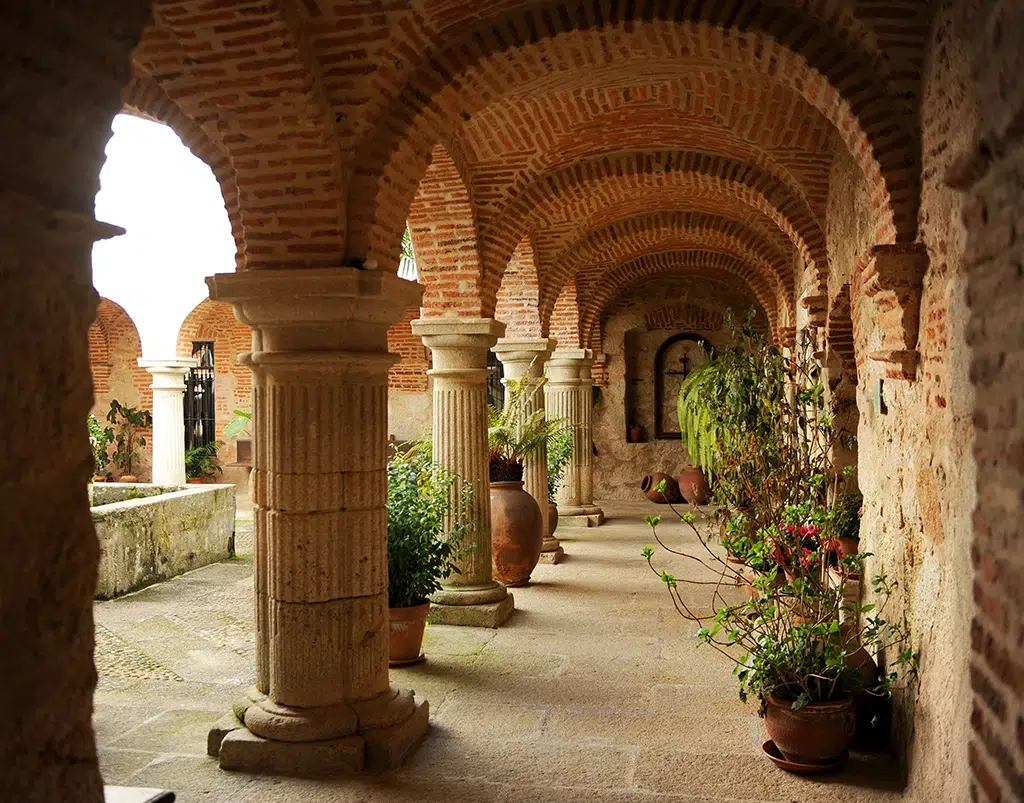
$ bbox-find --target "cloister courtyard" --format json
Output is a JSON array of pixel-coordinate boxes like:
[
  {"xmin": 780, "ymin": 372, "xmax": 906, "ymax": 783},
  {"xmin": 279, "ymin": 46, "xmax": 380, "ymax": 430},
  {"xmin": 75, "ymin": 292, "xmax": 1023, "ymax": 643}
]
[{"xmin": 94, "ymin": 504, "xmax": 901, "ymax": 802}]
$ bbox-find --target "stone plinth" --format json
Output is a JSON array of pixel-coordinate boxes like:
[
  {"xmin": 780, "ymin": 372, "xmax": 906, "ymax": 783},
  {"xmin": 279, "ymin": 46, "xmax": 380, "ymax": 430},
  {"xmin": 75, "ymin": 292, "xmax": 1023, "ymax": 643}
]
[
  {"xmin": 205, "ymin": 268, "xmax": 429, "ymax": 774},
  {"xmin": 492, "ymin": 337, "xmax": 563, "ymax": 563},
  {"xmin": 138, "ymin": 358, "xmax": 197, "ymax": 486},
  {"xmin": 546, "ymin": 349, "xmax": 604, "ymax": 528},
  {"xmin": 412, "ymin": 317, "xmax": 514, "ymax": 628}
]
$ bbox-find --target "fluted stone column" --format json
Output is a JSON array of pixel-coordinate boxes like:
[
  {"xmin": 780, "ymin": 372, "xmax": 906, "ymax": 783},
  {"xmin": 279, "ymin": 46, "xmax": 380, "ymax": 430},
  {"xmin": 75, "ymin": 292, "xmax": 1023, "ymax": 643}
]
[
  {"xmin": 411, "ymin": 317, "xmax": 514, "ymax": 627},
  {"xmin": 545, "ymin": 349, "xmax": 604, "ymax": 528},
  {"xmin": 138, "ymin": 358, "xmax": 196, "ymax": 485},
  {"xmin": 492, "ymin": 337, "xmax": 563, "ymax": 563},
  {"xmin": 205, "ymin": 268, "xmax": 429, "ymax": 776}
]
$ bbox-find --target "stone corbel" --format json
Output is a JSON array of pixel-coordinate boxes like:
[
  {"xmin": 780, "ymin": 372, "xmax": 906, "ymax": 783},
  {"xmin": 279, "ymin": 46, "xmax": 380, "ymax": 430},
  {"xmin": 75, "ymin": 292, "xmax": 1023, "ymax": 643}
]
[{"xmin": 859, "ymin": 244, "xmax": 928, "ymax": 380}]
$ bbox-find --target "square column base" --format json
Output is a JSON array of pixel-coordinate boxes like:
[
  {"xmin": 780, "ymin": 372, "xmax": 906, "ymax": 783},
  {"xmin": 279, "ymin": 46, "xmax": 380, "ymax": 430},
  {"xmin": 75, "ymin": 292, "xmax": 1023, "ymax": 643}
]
[
  {"xmin": 426, "ymin": 594, "xmax": 515, "ymax": 628},
  {"xmin": 557, "ymin": 512, "xmax": 605, "ymax": 528},
  {"xmin": 538, "ymin": 547, "xmax": 565, "ymax": 564},
  {"xmin": 209, "ymin": 700, "xmax": 429, "ymax": 775}
]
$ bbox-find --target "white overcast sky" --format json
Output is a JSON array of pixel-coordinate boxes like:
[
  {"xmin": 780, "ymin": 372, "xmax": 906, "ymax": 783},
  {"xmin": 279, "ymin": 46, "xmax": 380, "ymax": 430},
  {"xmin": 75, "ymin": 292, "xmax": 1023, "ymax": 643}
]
[{"xmin": 92, "ymin": 114, "xmax": 235, "ymax": 357}]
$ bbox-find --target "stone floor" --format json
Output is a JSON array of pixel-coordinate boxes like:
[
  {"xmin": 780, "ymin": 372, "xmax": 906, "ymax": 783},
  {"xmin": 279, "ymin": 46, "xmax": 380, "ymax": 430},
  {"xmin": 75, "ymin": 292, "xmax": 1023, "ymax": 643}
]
[{"xmin": 94, "ymin": 502, "xmax": 907, "ymax": 802}]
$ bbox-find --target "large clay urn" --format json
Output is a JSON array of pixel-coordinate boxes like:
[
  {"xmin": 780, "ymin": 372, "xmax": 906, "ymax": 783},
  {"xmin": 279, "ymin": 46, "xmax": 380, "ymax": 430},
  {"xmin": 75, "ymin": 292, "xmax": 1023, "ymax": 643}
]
[
  {"xmin": 677, "ymin": 466, "xmax": 711, "ymax": 505},
  {"xmin": 388, "ymin": 601, "xmax": 429, "ymax": 666},
  {"xmin": 548, "ymin": 502, "xmax": 559, "ymax": 536},
  {"xmin": 763, "ymin": 695, "xmax": 856, "ymax": 765},
  {"xmin": 490, "ymin": 480, "xmax": 544, "ymax": 587},
  {"xmin": 640, "ymin": 472, "xmax": 682, "ymax": 504}
]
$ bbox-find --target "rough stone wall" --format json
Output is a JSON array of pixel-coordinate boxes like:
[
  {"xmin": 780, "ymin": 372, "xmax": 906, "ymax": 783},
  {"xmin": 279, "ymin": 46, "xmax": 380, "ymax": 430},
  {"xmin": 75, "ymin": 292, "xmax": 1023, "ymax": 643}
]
[
  {"xmin": 944, "ymin": 0, "xmax": 1024, "ymax": 798},
  {"xmin": 826, "ymin": 5, "xmax": 976, "ymax": 797},
  {"xmin": 593, "ymin": 277, "xmax": 761, "ymax": 501},
  {"xmin": 89, "ymin": 298, "xmax": 152, "ymax": 481},
  {"xmin": 176, "ymin": 298, "xmax": 252, "ymax": 477}
]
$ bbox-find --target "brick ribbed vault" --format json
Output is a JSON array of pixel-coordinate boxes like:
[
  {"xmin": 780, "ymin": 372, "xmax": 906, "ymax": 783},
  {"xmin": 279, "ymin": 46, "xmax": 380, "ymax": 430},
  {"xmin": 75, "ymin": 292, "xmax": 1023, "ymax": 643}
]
[{"xmin": 352, "ymin": 12, "xmax": 922, "ymax": 275}]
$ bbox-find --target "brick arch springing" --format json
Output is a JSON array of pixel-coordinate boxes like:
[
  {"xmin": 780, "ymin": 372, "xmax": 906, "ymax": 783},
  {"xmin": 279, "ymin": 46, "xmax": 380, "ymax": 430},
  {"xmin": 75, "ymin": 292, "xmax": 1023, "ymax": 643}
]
[
  {"xmin": 487, "ymin": 150, "xmax": 825, "ymax": 307},
  {"xmin": 132, "ymin": 8, "xmax": 345, "ymax": 270},
  {"xmin": 406, "ymin": 143, "xmax": 486, "ymax": 317},
  {"xmin": 352, "ymin": 14, "xmax": 919, "ymax": 272},
  {"xmin": 122, "ymin": 75, "xmax": 245, "ymax": 270},
  {"xmin": 579, "ymin": 251, "xmax": 785, "ymax": 347},
  {"xmin": 544, "ymin": 212, "xmax": 793, "ymax": 330},
  {"xmin": 495, "ymin": 237, "xmax": 542, "ymax": 338},
  {"xmin": 550, "ymin": 281, "xmax": 582, "ymax": 349}
]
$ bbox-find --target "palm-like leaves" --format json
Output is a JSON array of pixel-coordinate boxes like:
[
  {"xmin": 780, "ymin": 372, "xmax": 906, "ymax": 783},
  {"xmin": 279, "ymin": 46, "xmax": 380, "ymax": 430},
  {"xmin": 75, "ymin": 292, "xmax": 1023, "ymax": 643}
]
[{"xmin": 488, "ymin": 373, "xmax": 567, "ymax": 468}]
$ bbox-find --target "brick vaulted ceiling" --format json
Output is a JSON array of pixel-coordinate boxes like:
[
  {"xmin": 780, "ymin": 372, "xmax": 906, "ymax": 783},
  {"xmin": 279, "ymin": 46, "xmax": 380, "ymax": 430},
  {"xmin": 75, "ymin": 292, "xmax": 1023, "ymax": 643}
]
[{"xmin": 130, "ymin": 0, "xmax": 935, "ymax": 346}]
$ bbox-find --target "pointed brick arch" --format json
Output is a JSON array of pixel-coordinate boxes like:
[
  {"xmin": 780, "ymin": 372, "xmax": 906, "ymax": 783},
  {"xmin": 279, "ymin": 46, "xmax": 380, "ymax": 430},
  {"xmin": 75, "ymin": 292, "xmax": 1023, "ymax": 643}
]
[
  {"xmin": 495, "ymin": 237, "xmax": 542, "ymax": 338},
  {"xmin": 482, "ymin": 150, "xmax": 826, "ymax": 306},
  {"xmin": 406, "ymin": 143, "xmax": 486, "ymax": 317},
  {"xmin": 579, "ymin": 251, "xmax": 783, "ymax": 347},
  {"xmin": 545, "ymin": 212, "xmax": 793, "ymax": 331},
  {"xmin": 352, "ymin": 13, "xmax": 919, "ymax": 273}
]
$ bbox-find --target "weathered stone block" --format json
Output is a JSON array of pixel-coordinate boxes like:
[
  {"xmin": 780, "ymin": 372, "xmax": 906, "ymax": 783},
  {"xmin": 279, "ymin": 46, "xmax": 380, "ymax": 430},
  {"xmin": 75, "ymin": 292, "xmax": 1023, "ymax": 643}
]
[{"xmin": 427, "ymin": 594, "xmax": 515, "ymax": 628}]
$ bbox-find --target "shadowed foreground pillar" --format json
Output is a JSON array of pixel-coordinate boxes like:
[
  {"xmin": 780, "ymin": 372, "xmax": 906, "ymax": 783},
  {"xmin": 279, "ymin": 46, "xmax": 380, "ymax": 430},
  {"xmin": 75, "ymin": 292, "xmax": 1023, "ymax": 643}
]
[
  {"xmin": 412, "ymin": 317, "xmax": 514, "ymax": 627},
  {"xmin": 492, "ymin": 337, "xmax": 563, "ymax": 563},
  {"xmin": 545, "ymin": 349, "xmax": 604, "ymax": 528},
  {"xmin": 138, "ymin": 358, "xmax": 196, "ymax": 485},
  {"xmin": 205, "ymin": 268, "xmax": 429, "ymax": 775}
]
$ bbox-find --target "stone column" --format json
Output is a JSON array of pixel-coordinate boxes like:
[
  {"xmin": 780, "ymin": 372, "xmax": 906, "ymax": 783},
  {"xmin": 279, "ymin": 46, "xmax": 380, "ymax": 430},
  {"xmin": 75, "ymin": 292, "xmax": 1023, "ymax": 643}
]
[
  {"xmin": 492, "ymin": 337, "xmax": 563, "ymax": 563},
  {"xmin": 411, "ymin": 317, "xmax": 515, "ymax": 627},
  {"xmin": 545, "ymin": 349, "xmax": 604, "ymax": 528},
  {"xmin": 205, "ymin": 268, "xmax": 429, "ymax": 776},
  {"xmin": 138, "ymin": 358, "xmax": 196, "ymax": 485}
]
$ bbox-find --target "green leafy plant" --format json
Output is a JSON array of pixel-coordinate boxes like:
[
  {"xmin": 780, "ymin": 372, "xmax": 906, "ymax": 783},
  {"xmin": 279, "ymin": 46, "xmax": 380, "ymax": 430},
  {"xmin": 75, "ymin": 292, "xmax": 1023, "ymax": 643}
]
[
  {"xmin": 829, "ymin": 490, "xmax": 863, "ymax": 544},
  {"xmin": 185, "ymin": 440, "xmax": 224, "ymax": 480},
  {"xmin": 644, "ymin": 329, "xmax": 914, "ymax": 713},
  {"xmin": 88, "ymin": 414, "xmax": 112, "ymax": 476},
  {"xmin": 387, "ymin": 443, "xmax": 475, "ymax": 609},
  {"xmin": 547, "ymin": 426, "xmax": 574, "ymax": 499},
  {"xmin": 103, "ymin": 400, "xmax": 152, "ymax": 477},
  {"xmin": 224, "ymin": 409, "xmax": 251, "ymax": 438},
  {"xmin": 488, "ymin": 373, "xmax": 567, "ymax": 482}
]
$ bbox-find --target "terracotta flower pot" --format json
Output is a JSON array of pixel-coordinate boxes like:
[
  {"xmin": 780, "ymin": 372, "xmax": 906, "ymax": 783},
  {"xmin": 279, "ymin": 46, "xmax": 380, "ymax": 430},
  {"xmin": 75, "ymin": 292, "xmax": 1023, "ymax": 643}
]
[
  {"xmin": 186, "ymin": 478, "xmax": 204, "ymax": 485},
  {"xmin": 119, "ymin": 474, "xmax": 137, "ymax": 484},
  {"xmin": 640, "ymin": 472, "xmax": 682, "ymax": 504},
  {"xmin": 763, "ymin": 695, "xmax": 856, "ymax": 765},
  {"xmin": 677, "ymin": 466, "xmax": 711, "ymax": 505},
  {"xmin": 548, "ymin": 502, "xmax": 559, "ymax": 536},
  {"xmin": 628, "ymin": 424, "xmax": 646, "ymax": 443},
  {"xmin": 389, "ymin": 601, "xmax": 429, "ymax": 666},
  {"xmin": 490, "ymin": 480, "xmax": 543, "ymax": 587},
  {"xmin": 838, "ymin": 536, "xmax": 860, "ymax": 558}
]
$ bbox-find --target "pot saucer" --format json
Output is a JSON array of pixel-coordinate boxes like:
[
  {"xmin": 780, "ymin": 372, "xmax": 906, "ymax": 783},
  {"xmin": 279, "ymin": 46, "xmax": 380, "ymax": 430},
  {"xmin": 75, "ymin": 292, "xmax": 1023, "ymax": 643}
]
[
  {"xmin": 388, "ymin": 652, "xmax": 425, "ymax": 667},
  {"xmin": 762, "ymin": 740, "xmax": 847, "ymax": 774}
]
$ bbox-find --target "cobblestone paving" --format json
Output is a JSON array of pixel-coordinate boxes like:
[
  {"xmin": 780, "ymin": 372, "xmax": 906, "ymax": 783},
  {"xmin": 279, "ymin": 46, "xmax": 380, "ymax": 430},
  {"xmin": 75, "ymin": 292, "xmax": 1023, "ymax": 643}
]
[{"xmin": 94, "ymin": 505, "xmax": 907, "ymax": 803}]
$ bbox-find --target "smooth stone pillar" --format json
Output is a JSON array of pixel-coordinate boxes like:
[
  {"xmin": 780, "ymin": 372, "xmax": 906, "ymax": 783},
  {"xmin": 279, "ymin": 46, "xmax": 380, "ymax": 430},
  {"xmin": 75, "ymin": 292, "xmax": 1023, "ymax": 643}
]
[
  {"xmin": 412, "ymin": 317, "xmax": 514, "ymax": 628},
  {"xmin": 545, "ymin": 349, "xmax": 604, "ymax": 528},
  {"xmin": 492, "ymin": 337, "xmax": 563, "ymax": 564},
  {"xmin": 138, "ymin": 358, "xmax": 196, "ymax": 486},
  {"xmin": 205, "ymin": 268, "xmax": 429, "ymax": 775}
]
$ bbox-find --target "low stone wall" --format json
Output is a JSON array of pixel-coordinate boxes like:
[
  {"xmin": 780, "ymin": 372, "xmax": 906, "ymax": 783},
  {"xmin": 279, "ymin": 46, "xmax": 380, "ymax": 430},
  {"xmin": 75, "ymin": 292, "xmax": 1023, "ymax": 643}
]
[{"xmin": 92, "ymin": 483, "xmax": 236, "ymax": 599}]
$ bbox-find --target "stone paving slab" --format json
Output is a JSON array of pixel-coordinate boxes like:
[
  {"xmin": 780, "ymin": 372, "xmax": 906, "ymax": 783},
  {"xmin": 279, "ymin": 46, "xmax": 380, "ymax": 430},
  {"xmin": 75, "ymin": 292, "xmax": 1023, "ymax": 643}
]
[{"xmin": 93, "ymin": 504, "xmax": 906, "ymax": 802}]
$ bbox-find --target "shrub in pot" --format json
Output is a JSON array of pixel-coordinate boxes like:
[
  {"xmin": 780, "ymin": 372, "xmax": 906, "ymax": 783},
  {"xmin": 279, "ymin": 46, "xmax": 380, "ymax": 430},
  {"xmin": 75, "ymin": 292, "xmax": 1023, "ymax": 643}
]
[
  {"xmin": 104, "ymin": 400, "xmax": 151, "ymax": 482},
  {"xmin": 88, "ymin": 414, "xmax": 112, "ymax": 482},
  {"xmin": 644, "ymin": 325, "xmax": 916, "ymax": 769},
  {"xmin": 185, "ymin": 440, "xmax": 224, "ymax": 483},
  {"xmin": 387, "ymin": 444, "xmax": 473, "ymax": 665},
  {"xmin": 488, "ymin": 374, "xmax": 566, "ymax": 586},
  {"xmin": 546, "ymin": 426, "xmax": 574, "ymax": 535}
]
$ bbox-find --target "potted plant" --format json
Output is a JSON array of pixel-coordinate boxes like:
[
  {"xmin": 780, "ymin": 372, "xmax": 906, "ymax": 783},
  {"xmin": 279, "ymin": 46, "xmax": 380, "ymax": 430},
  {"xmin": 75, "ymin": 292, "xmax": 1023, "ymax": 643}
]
[
  {"xmin": 387, "ymin": 443, "xmax": 474, "ymax": 665},
  {"xmin": 546, "ymin": 426, "xmax": 573, "ymax": 535},
  {"xmin": 185, "ymin": 440, "xmax": 224, "ymax": 483},
  {"xmin": 488, "ymin": 375, "xmax": 565, "ymax": 587},
  {"xmin": 88, "ymin": 413, "xmax": 112, "ymax": 482},
  {"xmin": 643, "ymin": 327, "xmax": 915, "ymax": 769},
  {"xmin": 103, "ymin": 400, "xmax": 152, "ymax": 483}
]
